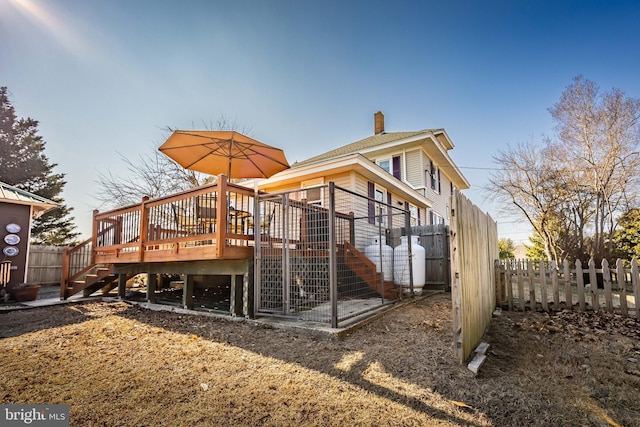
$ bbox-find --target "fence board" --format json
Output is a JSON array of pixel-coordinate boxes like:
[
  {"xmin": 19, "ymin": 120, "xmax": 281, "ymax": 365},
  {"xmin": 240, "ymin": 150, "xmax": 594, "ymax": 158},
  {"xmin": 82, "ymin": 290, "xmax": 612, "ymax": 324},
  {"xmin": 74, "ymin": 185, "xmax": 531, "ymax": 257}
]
[
  {"xmin": 505, "ymin": 261, "xmax": 513, "ymax": 311},
  {"xmin": 451, "ymin": 191, "xmax": 498, "ymax": 364},
  {"xmin": 588, "ymin": 259, "xmax": 598, "ymax": 310},
  {"xmin": 551, "ymin": 260, "xmax": 560, "ymax": 308},
  {"xmin": 540, "ymin": 261, "xmax": 548, "ymax": 311},
  {"xmin": 576, "ymin": 260, "xmax": 586, "ymax": 311},
  {"xmin": 617, "ymin": 259, "xmax": 628, "ymax": 316},
  {"xmin": 602, "ymin": 259, "xmax": 613, "ymax": 313},
  {"xmin": 528, "ymin": 260, "xmax": 535, "ymax": 308},
  {"xmin": 563, "ymin": 259, "xmax": 572, "ymax": 307},
  {"xmin": 517, "ymin": 261, "xmax": 525, "ymax": 311},
  {"xmin": 633, "ymin": 259, "xmax": 640, "ymax": 320}
]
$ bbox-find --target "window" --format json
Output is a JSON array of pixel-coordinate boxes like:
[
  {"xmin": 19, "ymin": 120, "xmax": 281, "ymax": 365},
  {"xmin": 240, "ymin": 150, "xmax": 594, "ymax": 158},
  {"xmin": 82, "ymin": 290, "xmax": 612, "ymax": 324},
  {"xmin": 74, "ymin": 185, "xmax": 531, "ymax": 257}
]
[
  {"xmin": 409, "ymin": 205, "xmax": 418, "ymax": 226},
  {"xmin": 429, "ymin": 161, "xmax": 438, "ymax": 191},
  {"xmin": 429, "ymin": 210, "xmax": 444, "ymax": 225},
  {"xmin": 302, "ymin": 178, "xmax": 324, "ymax": 206},
  {"xmin": 377, "ymin": 159, "xmax": 391, "ymax": 173},
  {"xmin": 374, "ymin": 186, "xmax": 387, "ymax": 227}
]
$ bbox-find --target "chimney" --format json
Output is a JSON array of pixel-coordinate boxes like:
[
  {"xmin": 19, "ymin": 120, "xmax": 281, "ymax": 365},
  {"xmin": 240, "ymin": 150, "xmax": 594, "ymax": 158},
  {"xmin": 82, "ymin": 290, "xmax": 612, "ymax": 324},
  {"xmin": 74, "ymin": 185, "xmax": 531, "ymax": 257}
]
[{"xmin": 374, "ymin": 111, "xmax": 385, "ymax": 135}]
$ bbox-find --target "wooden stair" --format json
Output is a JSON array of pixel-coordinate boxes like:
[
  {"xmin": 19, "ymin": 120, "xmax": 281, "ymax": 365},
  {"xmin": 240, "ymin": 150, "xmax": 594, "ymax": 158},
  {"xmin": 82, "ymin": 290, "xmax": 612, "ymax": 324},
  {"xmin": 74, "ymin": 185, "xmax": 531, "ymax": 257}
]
[
  {"xmin": 62, "ymin": 266, "xmax": 119, "ymax": 299},
  {"xmin": 341, "ymin": 241, "xmax": 398, "ymax": 299}
]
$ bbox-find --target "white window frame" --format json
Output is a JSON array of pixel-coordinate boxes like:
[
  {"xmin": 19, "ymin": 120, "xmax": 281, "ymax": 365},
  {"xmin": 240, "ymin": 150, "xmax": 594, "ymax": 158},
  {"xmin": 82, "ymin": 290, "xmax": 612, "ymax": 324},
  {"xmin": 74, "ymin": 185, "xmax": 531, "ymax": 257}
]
[
  {"xmin": 377, "ymin": 158, "xmax": 391, "ymax": 174},
  {"xmin": 301, "ymin": 178, "xmax": 324, "ymax": 206},
  {"xmin": 409, "ymin": 204, "xmax": 418, "ymax": 226},
  {"xmin": 374, "ymin": 185, "xmax": 387, "ymax": 227}
]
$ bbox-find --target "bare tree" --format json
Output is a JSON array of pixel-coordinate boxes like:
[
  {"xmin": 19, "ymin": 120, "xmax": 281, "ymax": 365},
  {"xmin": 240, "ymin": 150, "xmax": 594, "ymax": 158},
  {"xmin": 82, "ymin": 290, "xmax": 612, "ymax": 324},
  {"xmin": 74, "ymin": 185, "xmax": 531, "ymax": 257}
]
[
  {"xmin": 489, "ymin": 140, "xmax": 570, "ymax": 262},
  {"xmin": 95, "ymin": 116, "xmax": 252, "ymax": 210},
  {"xmin": 491, "ymin": 76, "xmax": 640, "ymax": 262},
  {"xmin": 549, "ymin": 75, "xmax": 640, "ymax": 259}
]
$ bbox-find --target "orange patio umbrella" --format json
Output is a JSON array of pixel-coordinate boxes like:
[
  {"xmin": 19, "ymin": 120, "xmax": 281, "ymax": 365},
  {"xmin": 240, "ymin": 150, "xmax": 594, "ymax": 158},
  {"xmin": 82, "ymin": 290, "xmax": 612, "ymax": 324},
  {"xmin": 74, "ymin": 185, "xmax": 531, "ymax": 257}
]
[{"xmin": 158, "ymin": 130, "xmax": 290, "ymax": 179}]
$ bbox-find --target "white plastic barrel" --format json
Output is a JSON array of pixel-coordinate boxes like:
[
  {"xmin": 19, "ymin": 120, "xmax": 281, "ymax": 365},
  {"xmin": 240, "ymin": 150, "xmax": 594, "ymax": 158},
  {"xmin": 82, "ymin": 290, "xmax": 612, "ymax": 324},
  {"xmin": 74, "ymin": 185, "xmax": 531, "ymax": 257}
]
[
  {"xmin": 364, "ymin": 236, "xmax": 394, "ymax": 281},
  {"xmin": 393, "ymin": 235, "xmax": 426, "ymax": 294}
]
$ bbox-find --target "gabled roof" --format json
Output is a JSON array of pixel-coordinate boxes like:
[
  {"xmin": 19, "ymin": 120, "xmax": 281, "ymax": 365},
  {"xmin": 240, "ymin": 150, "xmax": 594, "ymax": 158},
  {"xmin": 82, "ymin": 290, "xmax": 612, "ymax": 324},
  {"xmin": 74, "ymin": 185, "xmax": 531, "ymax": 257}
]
[
  {"xmin": 291, "ymin": 127, "xmax": 469, "ymax": 189},
  {"xmin": 294, "ymin": 130, "xmax": 440, "ymax": 167},
  {"xmin": 0, "ymin": 181, "xmax": 59, "ymax": 216}
]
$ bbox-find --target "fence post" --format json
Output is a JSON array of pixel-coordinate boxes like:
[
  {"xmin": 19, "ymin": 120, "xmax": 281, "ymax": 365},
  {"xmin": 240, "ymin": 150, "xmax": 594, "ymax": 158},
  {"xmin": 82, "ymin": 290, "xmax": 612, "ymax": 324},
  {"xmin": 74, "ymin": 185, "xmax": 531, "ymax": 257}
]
[{"xmin": 328, "ymin": 182, "xmax": 338, "ymax": 328}]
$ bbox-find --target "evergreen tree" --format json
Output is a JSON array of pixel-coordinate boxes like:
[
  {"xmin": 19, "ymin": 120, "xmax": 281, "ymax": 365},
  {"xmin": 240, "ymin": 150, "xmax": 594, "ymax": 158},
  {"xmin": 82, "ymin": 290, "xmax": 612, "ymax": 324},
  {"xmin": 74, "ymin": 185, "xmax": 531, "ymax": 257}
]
[
  {"xmin": 498, "ymin": 238, "xmax": 516, "ymax": 260},
  {"xmin": 0, "ymin": 87, "xmax": 79, "ymax": 246},
  {"xmin": 612, "ymin": 208, "xmax": 640, "ymax": 261}
]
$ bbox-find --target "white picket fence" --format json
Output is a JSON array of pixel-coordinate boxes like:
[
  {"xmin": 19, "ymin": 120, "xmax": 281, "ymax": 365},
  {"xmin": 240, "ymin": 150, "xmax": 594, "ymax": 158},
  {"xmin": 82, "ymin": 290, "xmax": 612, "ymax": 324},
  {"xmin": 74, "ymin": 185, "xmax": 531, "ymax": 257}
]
[{"xmin": 496, "ymin": 258, "xmax": 639, "ymax": 319}]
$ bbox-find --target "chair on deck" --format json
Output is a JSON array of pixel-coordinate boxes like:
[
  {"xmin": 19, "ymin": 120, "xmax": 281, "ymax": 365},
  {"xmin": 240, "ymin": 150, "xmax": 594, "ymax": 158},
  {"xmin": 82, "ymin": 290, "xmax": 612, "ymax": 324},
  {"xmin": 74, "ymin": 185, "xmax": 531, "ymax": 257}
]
[
  {"xmin": 172, "ymin": 197, "xmax": 218, "ymax": 235},
  {"xmin": 248, "ymin": 206, "xmax": 275, "ymax": 237},
  {"xmin": 171, "ymin": 204, "xmax": 199, "ymax": 235}
]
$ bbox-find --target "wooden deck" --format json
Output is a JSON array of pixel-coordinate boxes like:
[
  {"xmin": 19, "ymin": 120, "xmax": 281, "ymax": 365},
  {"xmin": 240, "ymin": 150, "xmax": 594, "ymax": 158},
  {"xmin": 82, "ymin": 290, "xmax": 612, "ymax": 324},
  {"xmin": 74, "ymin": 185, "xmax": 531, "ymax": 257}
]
[
  {"xmin": 61, "ymin": 176, "xmax": 263, "ymax": 299},
  {"xmin": 93, "ymin": 175, "xmax": 257, "ymax": 265}
]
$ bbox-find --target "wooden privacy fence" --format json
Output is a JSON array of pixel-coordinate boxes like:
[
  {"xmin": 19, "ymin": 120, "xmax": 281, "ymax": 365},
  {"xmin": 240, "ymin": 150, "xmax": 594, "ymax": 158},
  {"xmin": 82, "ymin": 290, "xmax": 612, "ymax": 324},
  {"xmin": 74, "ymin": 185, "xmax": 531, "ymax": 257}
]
[
  {"xmin": 27, "ymin": 245, "xmax": 65, "ymax": 285},
  {"xmin": 450, "ymin": 191, "xmax": 498, "ymax": 364},
  {"xmin": 496, "ymin": 258, "xmax": 639, "ymax": 319},
  {"xmin": 388, "ymin": 224, "xmax": 450, "ymax": 291}
]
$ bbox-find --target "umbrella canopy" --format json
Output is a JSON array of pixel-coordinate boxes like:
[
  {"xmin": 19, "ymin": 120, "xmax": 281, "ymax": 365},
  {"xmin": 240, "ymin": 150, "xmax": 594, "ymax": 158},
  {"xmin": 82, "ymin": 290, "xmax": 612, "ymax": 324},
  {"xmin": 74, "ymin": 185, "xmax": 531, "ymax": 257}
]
[{"xmin": 158, "ymin": 130, "xmax": 290, "ymax": 179}]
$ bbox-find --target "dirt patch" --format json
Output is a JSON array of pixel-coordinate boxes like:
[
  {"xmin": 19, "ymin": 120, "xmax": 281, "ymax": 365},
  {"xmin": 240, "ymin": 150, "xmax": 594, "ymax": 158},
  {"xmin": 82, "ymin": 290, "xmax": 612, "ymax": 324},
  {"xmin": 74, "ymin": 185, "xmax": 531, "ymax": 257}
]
[{"xmin": 0, "ymin": 293, "xmax": 638, "ymax": 426}]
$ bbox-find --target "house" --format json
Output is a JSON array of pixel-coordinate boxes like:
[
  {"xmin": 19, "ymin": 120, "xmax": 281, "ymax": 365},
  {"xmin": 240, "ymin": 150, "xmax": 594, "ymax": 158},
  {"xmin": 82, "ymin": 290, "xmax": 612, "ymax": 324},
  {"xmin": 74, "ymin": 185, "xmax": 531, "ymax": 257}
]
[
  {"xmin": 251, "ymin": 111, "xmax": 470, "ymax": 227},
  {"xmin": 61, "ymin": 114, "xmax": 468, "ymax": 327}
]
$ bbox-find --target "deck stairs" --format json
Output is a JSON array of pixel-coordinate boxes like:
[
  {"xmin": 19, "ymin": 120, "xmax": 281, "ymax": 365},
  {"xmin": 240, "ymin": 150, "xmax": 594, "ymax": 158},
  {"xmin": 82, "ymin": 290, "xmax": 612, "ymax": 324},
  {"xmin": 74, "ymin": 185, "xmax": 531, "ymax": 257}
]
[
  {"xmin": 341, "ymin": 241, "xmax": 398, "ymax": 299},
  {"xmin": 62, "ymin": 265, "xmax": 120, "ymax": 299}
]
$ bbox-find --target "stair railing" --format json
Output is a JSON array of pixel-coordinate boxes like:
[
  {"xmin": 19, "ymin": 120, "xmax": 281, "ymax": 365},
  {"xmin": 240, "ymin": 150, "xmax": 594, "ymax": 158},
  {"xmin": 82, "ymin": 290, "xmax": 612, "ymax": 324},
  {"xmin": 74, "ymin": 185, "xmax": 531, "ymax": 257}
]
[{"xmin": 60, "ymin": 217, "xmax": 116, "ymax": 299}]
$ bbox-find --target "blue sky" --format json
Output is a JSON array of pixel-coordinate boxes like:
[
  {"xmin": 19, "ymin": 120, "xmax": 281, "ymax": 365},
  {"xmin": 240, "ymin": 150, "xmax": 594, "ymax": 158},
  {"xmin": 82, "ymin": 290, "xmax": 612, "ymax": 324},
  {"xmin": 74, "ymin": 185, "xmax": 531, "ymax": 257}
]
[{"xmin": 2, "ymin": 0, "xmax": 639, "ymax": 242}]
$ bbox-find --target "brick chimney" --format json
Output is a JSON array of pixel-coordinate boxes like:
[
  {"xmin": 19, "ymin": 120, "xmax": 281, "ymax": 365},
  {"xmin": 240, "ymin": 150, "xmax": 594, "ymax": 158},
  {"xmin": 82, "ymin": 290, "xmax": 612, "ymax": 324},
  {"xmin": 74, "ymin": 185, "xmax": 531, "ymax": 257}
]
[{"xmin": 374, "ymin": 111, "xmax": 384, "ymax": 135}]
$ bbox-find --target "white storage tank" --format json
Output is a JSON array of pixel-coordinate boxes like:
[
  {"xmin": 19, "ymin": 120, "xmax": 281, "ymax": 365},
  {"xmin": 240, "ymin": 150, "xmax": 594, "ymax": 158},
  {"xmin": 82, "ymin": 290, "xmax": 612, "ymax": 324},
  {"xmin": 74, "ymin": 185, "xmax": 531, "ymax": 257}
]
[
  {"xmin": 364, "ymin": 236, "xmax": 394, "ymax": 281},
  {"xmin": 393, "ymin": 235, "xmax": 426, "ymax": 294}
]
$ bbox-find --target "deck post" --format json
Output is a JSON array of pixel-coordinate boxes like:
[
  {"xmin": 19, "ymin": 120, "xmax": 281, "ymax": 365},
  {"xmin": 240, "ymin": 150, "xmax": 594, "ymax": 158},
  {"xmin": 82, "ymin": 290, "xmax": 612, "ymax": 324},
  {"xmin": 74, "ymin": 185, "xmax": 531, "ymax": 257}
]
[
  {"xmin": 60, "ymin": 247, "xmax": 70, "ymax": 299},
  {"xmin": 91, "ymin": 209, "xmax": 99, "ymax": 266},
  {"xmin": 118, "ymin": 274, "xmax": 127, "ymax": 299},
  {"xmin": 183, "ymin": 275, "xmax": 194, "ymax": 309},
  {"xmin": 215, "ymin": 175, "xmax": 227, "ymax": 259},
  {"xmin": 147, "ymin": 273, "xmax": 157, "ymax": 303},
  {"xmin": 139, "ymin": 196, "xmax": 150, "ymax": 262},
  {"xmin": 328, "ymin": 182, "xmax": 338, "ymax": 328}
]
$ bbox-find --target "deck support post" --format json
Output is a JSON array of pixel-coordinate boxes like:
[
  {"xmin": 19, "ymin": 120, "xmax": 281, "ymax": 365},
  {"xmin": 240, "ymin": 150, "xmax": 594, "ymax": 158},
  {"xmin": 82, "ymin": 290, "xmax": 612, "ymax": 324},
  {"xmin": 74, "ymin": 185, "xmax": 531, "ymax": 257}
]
[
  {"xmin": 117, "ymin": 274, "xmax": 127, "ymax": 299},
  {"xmin": 147, "ymin": 273, "xmax": 157, "ymax": 303},
  {"xmin": 183, "ymin": 274, "xmax": 194, "ymax": 309},
  {"xmin": 243, "ymin": 267, "xmax": 252, "ymax": 318}
]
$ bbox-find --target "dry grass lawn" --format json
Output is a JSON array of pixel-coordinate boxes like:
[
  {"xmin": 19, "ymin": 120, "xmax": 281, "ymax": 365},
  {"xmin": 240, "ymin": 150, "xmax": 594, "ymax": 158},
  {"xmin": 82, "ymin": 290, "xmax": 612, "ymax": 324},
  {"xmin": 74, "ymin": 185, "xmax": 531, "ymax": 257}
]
[{"xmin": 1, "ymin": 293, "xmax": 639, "ymax": 426}]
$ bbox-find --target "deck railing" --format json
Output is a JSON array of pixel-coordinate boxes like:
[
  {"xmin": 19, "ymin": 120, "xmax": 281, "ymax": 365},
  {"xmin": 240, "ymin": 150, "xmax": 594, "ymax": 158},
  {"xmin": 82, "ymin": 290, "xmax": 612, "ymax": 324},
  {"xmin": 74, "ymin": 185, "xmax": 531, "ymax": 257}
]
[{"xmin": 93, "ymin": 175, "xmax": 256, "ymax": 263}]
